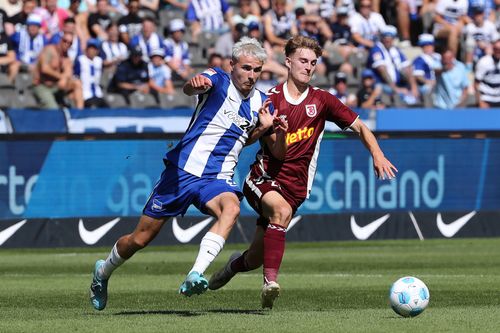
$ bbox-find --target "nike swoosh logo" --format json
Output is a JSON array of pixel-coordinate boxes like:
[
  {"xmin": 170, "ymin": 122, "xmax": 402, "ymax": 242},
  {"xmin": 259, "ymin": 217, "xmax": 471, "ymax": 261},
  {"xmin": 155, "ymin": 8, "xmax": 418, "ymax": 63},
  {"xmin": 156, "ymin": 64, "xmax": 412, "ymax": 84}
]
[
  {"xmin": 172, "ymin": 217, "xmax": 213, "ymax": 243},
  {"xmin": 228, "ymin": 96, "xmax": 237, "ymax": 102},
  {"xmin": 437, "ymin": 211, "xmax": 476, "ymax": 238},
  {"xmin": 350, "ymin": 214, "xmax": 390, "ymax": 240},
  {"xmin": 79, "ymin": 218, "xmax": 120, "ymax": 245},
  {"xmin": 287, "ymin": 215, "xmax": 302, "ymax": 231},
  {"xmin": 0, "ymin": 219, "xmax": 27, "ymax": 246}
]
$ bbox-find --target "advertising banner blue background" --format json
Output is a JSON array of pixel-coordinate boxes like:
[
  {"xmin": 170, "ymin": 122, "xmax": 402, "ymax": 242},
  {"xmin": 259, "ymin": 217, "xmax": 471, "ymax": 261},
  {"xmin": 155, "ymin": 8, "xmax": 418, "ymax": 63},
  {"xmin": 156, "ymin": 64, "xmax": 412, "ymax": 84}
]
[{"xmin": 0, "ymin": 137, "xmax": 498, "ymax": 219}]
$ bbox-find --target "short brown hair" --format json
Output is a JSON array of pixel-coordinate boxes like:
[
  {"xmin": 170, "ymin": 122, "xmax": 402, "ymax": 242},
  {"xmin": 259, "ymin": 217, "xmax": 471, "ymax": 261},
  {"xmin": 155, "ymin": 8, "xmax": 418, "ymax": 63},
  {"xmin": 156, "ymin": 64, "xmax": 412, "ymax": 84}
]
[{"xmin": 284, "ymin": 35, "xmax": 322, "ymax": 58}]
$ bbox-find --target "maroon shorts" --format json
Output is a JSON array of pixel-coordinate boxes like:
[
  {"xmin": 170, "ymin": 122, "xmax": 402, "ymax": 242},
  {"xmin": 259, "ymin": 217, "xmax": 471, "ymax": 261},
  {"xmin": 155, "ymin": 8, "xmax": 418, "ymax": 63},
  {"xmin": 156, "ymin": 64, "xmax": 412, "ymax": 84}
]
[{"xmin": 243, "ymin": 174, "xmax": 304, "ymax": 227}]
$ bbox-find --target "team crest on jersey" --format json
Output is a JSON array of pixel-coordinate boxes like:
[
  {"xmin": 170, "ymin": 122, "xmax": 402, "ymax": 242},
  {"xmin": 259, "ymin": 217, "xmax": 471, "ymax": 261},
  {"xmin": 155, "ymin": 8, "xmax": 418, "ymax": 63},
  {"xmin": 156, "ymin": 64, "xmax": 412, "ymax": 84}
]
[{"xmin": 305, "ymin": 104, "xmax": 317, "ymax": 117}]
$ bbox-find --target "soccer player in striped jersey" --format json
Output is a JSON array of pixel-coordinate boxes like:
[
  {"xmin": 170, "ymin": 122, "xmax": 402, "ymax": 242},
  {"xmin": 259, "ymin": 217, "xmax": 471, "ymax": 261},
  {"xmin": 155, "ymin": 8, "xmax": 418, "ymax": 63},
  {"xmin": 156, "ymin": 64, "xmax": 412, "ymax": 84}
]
[
  {"xmin": 209, "ymin": 35, "xmax": 397, "ymax": 309},
  {"xmin": 89, "ymin": 37, "xmax": 288, "ymax": 310}
]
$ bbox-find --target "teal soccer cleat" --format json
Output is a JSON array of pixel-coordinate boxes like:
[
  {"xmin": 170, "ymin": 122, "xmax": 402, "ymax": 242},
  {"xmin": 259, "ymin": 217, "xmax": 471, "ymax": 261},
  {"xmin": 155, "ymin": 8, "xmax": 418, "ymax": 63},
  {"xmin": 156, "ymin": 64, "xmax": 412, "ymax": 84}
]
[
  {"xmin": 179, "ymin": 271, "xmax": 208, "ymax": 297},
  {"xmin": 89, "ymin": 260, "xmax": 108, "ymax": 311}
]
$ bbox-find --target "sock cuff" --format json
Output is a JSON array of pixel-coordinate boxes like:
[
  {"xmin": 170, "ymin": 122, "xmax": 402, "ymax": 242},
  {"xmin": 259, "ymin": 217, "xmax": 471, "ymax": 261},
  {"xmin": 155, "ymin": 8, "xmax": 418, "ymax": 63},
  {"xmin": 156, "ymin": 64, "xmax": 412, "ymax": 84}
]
[
  {"xmin": 204, "ymin": 231, "xmax": 226, "ymax": 246},
  {"xmin": 268, "ymin": 223, "xmax": 287, "ymax": 233}
]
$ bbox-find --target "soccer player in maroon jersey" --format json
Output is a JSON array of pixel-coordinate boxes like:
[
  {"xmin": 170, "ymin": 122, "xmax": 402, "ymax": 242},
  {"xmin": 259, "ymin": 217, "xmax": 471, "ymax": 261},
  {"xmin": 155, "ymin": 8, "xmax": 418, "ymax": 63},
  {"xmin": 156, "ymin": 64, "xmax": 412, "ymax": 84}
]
[{"xmin": 208, "ymin": 35, "xmax": 398, "ymax": 309}]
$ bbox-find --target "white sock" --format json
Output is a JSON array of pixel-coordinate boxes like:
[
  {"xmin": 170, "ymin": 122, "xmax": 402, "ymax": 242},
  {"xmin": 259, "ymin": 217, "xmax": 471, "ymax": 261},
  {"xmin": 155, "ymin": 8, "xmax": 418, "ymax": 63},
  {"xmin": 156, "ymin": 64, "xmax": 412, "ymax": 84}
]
[
  {"xmin": 98, "ymin": 243, "xmax": 125, "ymax": 279},
  {"xmin": 189, "ymin": 232, "xmax": 226, "ymax": 275}
]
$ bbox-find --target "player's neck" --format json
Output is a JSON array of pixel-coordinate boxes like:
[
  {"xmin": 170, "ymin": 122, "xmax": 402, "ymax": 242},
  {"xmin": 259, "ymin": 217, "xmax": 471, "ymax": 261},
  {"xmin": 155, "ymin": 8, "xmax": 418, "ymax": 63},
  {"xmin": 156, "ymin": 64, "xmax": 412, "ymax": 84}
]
[{"xmin": 286, "ymin": 78, "xmax": 308, "ymax": 100}]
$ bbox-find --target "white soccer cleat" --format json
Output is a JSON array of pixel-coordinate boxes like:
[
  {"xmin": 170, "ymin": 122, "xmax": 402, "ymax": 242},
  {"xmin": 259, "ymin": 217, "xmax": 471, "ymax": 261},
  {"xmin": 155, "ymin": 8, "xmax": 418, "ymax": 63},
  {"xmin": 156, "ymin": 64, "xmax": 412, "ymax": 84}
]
[
  {"xmin": 208, "ymin": 251, "xmax": 241, "ymax": 290},
  {"xmin": 261, "ymin": 281, "xmax": 280, "ymax": 309}
]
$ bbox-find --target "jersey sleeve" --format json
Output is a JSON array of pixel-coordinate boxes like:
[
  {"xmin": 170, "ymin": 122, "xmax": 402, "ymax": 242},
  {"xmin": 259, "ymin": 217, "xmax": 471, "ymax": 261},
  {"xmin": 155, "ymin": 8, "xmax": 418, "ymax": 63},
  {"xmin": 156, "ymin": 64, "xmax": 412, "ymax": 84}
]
[{"xmin": 323, "ymin": 91, "xmax": 359, "ymax": 130}]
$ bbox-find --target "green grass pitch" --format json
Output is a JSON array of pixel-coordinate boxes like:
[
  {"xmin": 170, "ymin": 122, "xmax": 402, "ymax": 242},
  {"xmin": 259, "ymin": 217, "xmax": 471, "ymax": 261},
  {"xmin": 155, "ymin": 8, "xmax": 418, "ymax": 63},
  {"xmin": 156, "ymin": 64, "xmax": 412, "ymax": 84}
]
[{"xmin": 1, "ymin": 238, "xmax": 500, "ymax": 333}]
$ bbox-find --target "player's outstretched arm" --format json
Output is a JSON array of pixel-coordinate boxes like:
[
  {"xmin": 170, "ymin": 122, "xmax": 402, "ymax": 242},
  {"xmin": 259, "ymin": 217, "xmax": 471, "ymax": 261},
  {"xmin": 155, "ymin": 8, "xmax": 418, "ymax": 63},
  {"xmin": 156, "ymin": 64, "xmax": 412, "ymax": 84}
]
[
  {"xmin": 183, "ymin": 74, "xmax": 212, "ymax": 96},
  {"xmin": 350, "ymin": 119, "xmax": 398, "ymax": 180}
]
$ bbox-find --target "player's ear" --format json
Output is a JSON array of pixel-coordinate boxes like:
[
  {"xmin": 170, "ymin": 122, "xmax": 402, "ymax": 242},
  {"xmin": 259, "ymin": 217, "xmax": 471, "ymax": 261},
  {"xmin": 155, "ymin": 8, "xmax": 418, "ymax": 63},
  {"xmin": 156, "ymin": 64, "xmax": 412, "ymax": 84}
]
[
  {"xmin": 229, "ymin": 58, "xmax": 236, "ymax": 71},
  {"xmin": 285, "ymin": 57, "xmax": 291, "ymax": 70}
]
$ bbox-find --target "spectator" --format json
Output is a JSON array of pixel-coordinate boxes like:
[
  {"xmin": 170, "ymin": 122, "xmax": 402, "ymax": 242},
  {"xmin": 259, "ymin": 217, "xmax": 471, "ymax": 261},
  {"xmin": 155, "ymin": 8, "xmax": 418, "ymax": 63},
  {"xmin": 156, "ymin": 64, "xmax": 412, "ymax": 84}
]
[
  {"xmin": 49, "ymin": 17, "xmax": 82, "ymax": 62},
  {"xmin": 87, "ymin": 0, "xmax": 112, "ymax": 40},
  {"xmin": 463, "ymin": 4, "xmax": 499, "ymax": 70},
  {"xmin": 101, "ymin": 23, "xmax": 128, "ymax": 69},
  {"xmin": 74, "ymin": 38, "xmax": 108, "ymax": 108},
  {"xmin": 148, "ymin": 48, "xmax": 174, "ymax": 103},
  {"xmin": 9, "ymin": 13, "xmax": 47, "ymax": 80},
  {"xmin": 349, "ymin": 0, "xmax": 387, "ymax": 50},
  {"xmin": 66, "ymin": 0, "xmax": 92, "ymax": 44},
  {"xmin": 474, "ymin": 39, "xmax": 500, "ymax": 108},
  {"xmin": 434, "ymin": 49, "xmax": 470, "ymax": 109},
  {"xmin": 357, "ymin": 68, "xmax": 385, "ymax": 109},
  {"xmin": 395, "ymin": 0, "xmax": 436, "ymax": 47},
  {"xmin": 163, "ymin": 19, "xmax": 193, "ymax": 81},
  {"xmin": 296, "ymin": 9, "xmax": 333, "ymax": 47},
  {"xmin": 232, "ymin": 0, "xmax": 260, "ymax": 27},
  {"xmin": 215, "ymin": 22, "xmax": 248, "ymax": 71},
  {"xmin": 329, "ymin": 71, "xmax": 357, "ymax": 108},
  {"xmin": 33, "ymin": 31, "xmax": 84, "ymax": 109},
  {"xmin": 34, "ymin": 0, "xmax": 70, "ymax": 40},
  {"xmin": 186, "ymin": 0, "xmax": 233, "ymax": 42},
  {"xmin": 5, "ymin": 0, "xmax": 36, "ymax": 36},
  {"xmin": 0, "ymin": 0, "xmax": 22, "ymax": 18},
  {"xmin": 117, "ymin": 0, "xmax": 143, "ymax": 46},
  {"xmin": 325, "ymin": 6, "xmax": 355, "ymax": 75},
  {"xmin": 129, "ymin": 17, "xmax": 164, "ymax": 63},
  {"xmin": 255, "ymin": 69, "xmax": 278, "ymax": 92},
  {"xmin": 412, "ymin": 34, "xmax": 442, "ymax": 105},
  {"xmin": 303, "ymin": 0, "xmax": 335, "ymax": 19},
  {"xmin": 109, "ymin": 45, "xmax": 149, "ymax": 104},
  {"xmin": 0, "ymin": 29, "xmax": 16, "ymax": 82},
  {"xmin": 262, "ymin": 0, "xmax": 297, "ymax": 50},
  {"xmin": 207, "ymin": 52, "xmax": 223, "ymax": 68},
  {"xmin": 367, "ymin": 25, "xmax": 418, "ymax": 106},
  {"xmin": 433, "ymin": 0, "xmax": 469, "ymax": 57},
  {"xmin": 0, "ymin": 8, "xmax": 7, "ymax": 35}
]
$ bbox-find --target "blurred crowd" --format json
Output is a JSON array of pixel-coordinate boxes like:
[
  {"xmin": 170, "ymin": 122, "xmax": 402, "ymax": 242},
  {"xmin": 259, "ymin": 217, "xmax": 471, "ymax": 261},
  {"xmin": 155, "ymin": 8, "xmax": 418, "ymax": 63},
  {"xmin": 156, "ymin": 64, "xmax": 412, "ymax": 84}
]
[{"xmin": 0, "ymin": 0, "xmax": 499, "ymax": 110}]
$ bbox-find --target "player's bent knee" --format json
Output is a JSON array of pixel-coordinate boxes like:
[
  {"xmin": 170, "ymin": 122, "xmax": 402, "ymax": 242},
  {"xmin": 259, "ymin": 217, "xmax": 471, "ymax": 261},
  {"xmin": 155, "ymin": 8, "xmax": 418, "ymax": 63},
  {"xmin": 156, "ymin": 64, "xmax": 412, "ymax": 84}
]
[{"xmin": 222, "ymin": 203, "xmax": 240, "ymax": 220}]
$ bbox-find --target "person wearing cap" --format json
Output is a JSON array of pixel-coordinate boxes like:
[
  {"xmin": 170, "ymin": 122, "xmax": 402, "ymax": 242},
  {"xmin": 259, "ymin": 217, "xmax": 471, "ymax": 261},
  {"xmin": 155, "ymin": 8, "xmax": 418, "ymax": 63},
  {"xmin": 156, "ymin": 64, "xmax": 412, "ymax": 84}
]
[
  {"xmin": 463, "ymin": 4, "xmax": 499, "ymax": 70},
  {"xmin": 108, "ymin": 44, "xmax": 149, "ymax": 104},
  {"xmin": 129, "ymin": 17, "xmax": 164, "ymax": 63},
  {"xmin": 366, "ymin": 25, "xmax": 418, "ymax": 106},
  {"xmin": 348, "ymin": 0, "xmax": 387, "ymax": 50},
  {"xmin": 433, "ymin": 0, "xmax": 469, "ymax": 57},
  {"xmin": 163, "ymin": 19, "xmax": 193, "ymax": 81},
  {"xmin": 9, "ymin": 13, "xmax": 47, "ymax": 81},
  {"xmin": 148, "ymin": 47, "xmax": 174, "ymax": 103},
  {"xmin": 325, "ymin": 6, "xmax": 355, "ymax": 77},
  {"xmin": 412, "ymin": 33, "xmax": 442, "ymax": 106},
  {"xmin": 32, "ymin": 31, "xmax": 84, "ymax": 109},
  {"xmin": 329, "ymin": 71, "xmax": 357, "ymax": 108},
  {"xmin": 356, "ymin": 68, "xmax": 385, "ymax": 109},
  {"xmin": 475, "ymin": 39, "xmax": 500, "ymax": 108},
  {"xmin": 74, "ymin": 38, "xmax": 108, "ymax": 108}
]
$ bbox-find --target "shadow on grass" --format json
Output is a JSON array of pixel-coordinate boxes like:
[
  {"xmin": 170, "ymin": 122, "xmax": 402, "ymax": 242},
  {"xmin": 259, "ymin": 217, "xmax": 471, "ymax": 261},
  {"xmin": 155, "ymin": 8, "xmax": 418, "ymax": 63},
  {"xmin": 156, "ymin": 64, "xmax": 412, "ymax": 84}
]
[{"xmin": 114, "ymin": 309, "xmax": 267, "ymax": 317}]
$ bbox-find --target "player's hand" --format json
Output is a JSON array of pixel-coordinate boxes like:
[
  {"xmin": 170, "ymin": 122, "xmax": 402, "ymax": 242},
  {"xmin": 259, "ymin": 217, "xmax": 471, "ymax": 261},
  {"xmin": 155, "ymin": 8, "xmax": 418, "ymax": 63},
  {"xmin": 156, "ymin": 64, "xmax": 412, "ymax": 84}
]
[
  {"xmin": 189, "ymin": 74, "xmax": 212, "ymax": 92},
  {"xmin": 273, "ymin": 108, "xmax": 288, "ymax": 136},
  {"xmin": 373, "ymin": 154, "xmax": 398, "ymax": 180},
  {"xmin": 258, "ymin": 99, "xmax": 274, "ymax": 129}
]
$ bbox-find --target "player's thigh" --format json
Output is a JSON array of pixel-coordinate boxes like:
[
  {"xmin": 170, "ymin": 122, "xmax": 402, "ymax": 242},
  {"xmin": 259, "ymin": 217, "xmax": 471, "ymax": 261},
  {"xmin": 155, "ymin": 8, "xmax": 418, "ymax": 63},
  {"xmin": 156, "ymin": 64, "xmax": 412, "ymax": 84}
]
[
  {"xmin": 204, "ymin": 192, "xmax": 241, "ymax": 218},
  {"xmin": 198, "ymin": 179, "xmax": 242, "ymax": 218},
  {"xmin": 260, "ymin": 190, "xmax": 293, "ymax": 226}
]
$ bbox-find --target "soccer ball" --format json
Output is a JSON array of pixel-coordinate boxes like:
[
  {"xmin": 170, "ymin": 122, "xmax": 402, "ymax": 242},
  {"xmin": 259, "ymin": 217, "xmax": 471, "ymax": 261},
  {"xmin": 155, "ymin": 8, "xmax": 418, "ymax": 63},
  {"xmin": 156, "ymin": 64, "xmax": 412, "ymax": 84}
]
[{"xmin": 389, "ymin": 276, "xmax": 430, "ymax": 317}]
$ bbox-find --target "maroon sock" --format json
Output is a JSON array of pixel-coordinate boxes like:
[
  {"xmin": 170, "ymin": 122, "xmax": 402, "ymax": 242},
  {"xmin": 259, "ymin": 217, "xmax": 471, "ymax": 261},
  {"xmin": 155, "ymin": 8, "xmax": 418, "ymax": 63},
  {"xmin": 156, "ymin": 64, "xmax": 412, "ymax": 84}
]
[
  {"xmin": 263, "ymin": 223, "xmax": 286, "ymax": 283},
  {"xmin": 230, "ymin": 251, "xmax": 252, "ymax": 273}
]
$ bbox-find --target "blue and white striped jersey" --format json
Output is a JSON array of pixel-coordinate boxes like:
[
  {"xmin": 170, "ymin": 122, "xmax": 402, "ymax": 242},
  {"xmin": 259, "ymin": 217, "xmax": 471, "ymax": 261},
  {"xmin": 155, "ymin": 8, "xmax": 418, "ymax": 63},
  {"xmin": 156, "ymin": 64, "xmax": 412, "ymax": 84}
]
[
  {"xmin": 165, "ymin": 67, "xmax": 268, "ymax": 179},
  {"xmin": 74, "ymin": 54, "xmax": 103, "ymax": 100},
  {"xmin": 11, "ymin": 28, "xmax": 46, "ymax": 65}
]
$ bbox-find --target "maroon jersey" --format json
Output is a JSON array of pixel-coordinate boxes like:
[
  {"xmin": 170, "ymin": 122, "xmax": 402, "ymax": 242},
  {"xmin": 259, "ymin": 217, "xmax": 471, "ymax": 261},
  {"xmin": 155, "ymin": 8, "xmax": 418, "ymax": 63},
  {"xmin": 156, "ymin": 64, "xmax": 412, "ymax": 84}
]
[{"xmin": 248, "ymin": 81, "xmax": 358, "ymax": 205}]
